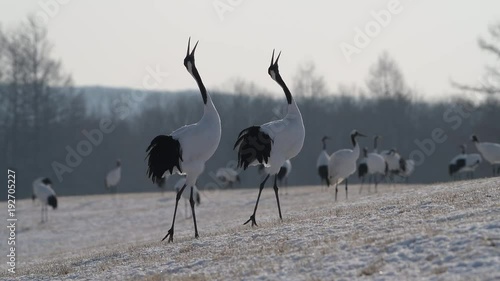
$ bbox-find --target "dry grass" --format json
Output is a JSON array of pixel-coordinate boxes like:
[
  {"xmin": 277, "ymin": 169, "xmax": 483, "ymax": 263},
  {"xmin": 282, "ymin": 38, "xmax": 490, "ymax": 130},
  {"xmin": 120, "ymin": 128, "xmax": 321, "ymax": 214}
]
[{"xmin": 1, "ymin": 178, "xmax": 499, "ymax": 280}]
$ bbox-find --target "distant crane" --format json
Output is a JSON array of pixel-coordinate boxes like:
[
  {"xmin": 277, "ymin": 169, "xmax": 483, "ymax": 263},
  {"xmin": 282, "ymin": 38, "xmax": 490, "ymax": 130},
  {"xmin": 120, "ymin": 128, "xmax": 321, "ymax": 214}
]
[
  {"xmin": 449, "ymin": 144, "xmax": 482, "ymax": 179},
  {"xmin": 357, "ymin": 147, "xmax": 369, "ymax": 190},
  {"xmin": 367, "ymin": 136, "xmax": 388, "ymax": 190},
  {"xmin": 32, "ymin": 178, "xmax": 58, "ymax": 223},
  {"xmin": 234, "ymin": 50, "xmax": 305, "ymax": 227},
  {"xmin": 398, "ymin": 157, "xmax": 415, "ymax": 182},
  {"xmin": 328, "ymin": 130, "xmax": 366, "ymax": 201},
  {"xmin": 472, "ymin": 135, "xmax": 500, "ymax": 176},
  {"xmin": 146, "ymin": 38, "xmax": 221, "ymax": 242},
  {"xmin": 316, "ymin": 136, "xmax": 330, "ymax": 189},
  {"xmin": 174, "ymin": 177, "xmax": 200, "ymax": 219},
  {"xmin": 216, "ymin": 167, "xmax": 240, "ymax": 188},
  {"xmin": 277, "ymin": 160, "xmax": 292, "ymax": 194},
  {"xmin": 105, "ymin": 159, "xmax": 121, "ymax": 193},
  {"xmin": 381, "ymin": 148, "xmax": 402, "ymax": 181}
]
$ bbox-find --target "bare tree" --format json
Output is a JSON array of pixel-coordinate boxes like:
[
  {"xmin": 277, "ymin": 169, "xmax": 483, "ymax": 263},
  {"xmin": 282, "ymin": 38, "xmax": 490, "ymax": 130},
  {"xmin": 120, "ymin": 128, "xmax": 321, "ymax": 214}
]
[
  {"xmin": 366, "ymin": 51, "xmax": 409, "ymax": 99},
  {"xmin": 2, "ymin": 16, "xmax": 73, "ymax": 168},
  {"xmin": 293, "ymin": 61, "xmax": 328, "ymax": 99},
  {"xmin": 453, "ymin": 22, "xmax": 500, "ymax": 95}
]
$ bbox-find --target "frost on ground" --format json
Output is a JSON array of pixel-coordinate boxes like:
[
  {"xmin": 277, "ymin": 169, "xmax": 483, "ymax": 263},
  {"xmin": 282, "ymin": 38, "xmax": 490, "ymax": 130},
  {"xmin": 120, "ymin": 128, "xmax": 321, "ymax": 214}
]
[{"xmin": 1, "ymin": 178, "xmax": 499, "ymax": 280}]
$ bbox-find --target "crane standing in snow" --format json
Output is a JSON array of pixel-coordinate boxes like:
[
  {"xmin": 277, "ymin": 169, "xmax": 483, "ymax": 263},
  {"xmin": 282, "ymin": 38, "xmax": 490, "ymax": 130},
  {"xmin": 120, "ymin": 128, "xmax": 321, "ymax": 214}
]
[
  {"xmin": 105, "ymin": 159, "xmax": 121, "ymax": 194},
  {"xmin": 146, "ymin": 38, "xmax": 221, "ymax": 242},
  {"xmin": 32, "ymin": 178, "xmax": 58, "ymax": 223},
  {"xmin": 277, "ymin": 160, "xmax": 292, "ymax": 194},
  {"xmin": 235, "ymin": 50, "xmax": 305, "ymax": 227},
  {"xmin": 357, "ymin": 147, "xmax": 369, "ymax": 189},
  {"xmin": 316, "ymin": 136, "xmax": 330, "ymax": 190},
  {"xmin": 328, "ymin": 130, "xmax": 366, "ymax": 201},
  {"xmin": 449, "ymin": 144, "xmax": 482, "ymax": 180}
]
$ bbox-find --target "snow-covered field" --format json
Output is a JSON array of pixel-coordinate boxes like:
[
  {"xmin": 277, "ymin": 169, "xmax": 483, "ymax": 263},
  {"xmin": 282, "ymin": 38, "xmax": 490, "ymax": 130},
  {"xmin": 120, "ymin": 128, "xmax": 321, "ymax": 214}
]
[{"xmin": 1, "ymin": 178, "xmax": 499, "ymax": 280}]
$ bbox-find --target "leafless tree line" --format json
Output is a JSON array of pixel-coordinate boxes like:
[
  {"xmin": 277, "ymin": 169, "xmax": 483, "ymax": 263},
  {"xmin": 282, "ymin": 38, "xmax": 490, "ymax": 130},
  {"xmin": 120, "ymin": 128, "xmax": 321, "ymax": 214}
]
[{"xmin": 1, "ymin": 19, "xmax": 499, "ymax": 200}]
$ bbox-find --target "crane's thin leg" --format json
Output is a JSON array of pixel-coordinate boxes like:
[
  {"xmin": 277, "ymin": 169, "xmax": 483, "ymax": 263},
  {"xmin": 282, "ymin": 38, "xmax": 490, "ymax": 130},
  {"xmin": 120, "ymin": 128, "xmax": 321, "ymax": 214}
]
[
  {"xmin": 273, "ymin": 175, "xmax": 283, "ymax": 220},
  {"xmin": 335, "ymin": 183, "xmax": 338, "ymax": 202},
  {"xmin": 375, "ymin": 175, "xmax": 379, "ymax": 193},
  {"xmin": 359, "ymin": 177, "xmax": 365, "ymax": 194},
  {"xmin": 345, "ymin": 179, "xmax": 348, "ymax": 200},
  {"xmin": 162, "ymin": 184, "xmax": 186, "ymax": 242},
  {"xmin": 244, "ymin": 174, "xmax": 270, "ymax": 227},
  {"xmin": 367, "ymin": 175, "xmax": 371, "ymax": 193},
  {"xmin": 189, "ymin": 186, "xmax": 199, "ymax": 239}
]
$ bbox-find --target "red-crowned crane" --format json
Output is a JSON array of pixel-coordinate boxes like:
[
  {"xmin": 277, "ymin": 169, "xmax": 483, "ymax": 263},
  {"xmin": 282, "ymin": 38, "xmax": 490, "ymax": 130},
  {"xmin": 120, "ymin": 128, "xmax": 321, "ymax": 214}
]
[
  {"xmin": 32, "ymin": 178, "xmax": 57, "ymax": 223},
  {"xmin": 316, "ymin": 136, "xmax": 330, "ymax": 189},
  {"xmin": 146, "ymin": 38, "xmax": 221, "ymax": 242},
  {"xmin": 449, "ymin": 144, "xmax": 482, "ymax": 180},
  {"xmin": 328, "ymin": 130, "xmax": 366, "ymax": 201},
  {"xmin": 105, "ymin": 159, "xmax": 121, "ymax": 193},
  {"xmin": 234, "ymin": 50, "xmax": 305, "ymax": 227}
]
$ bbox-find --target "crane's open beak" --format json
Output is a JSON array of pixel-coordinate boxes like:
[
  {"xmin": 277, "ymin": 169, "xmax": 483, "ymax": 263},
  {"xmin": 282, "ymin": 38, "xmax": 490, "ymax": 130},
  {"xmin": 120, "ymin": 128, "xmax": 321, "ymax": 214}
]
[{"xmin": 186, "ymin": 37, "xmax": 199, "ymax": 57}]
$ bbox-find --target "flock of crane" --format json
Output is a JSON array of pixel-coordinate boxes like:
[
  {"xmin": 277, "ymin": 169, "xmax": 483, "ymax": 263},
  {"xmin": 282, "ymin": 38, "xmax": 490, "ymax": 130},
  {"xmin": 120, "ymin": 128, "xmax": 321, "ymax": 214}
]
[{"xmin": 30, "ymin": 38, "xmax": 500, "ymax": 243}]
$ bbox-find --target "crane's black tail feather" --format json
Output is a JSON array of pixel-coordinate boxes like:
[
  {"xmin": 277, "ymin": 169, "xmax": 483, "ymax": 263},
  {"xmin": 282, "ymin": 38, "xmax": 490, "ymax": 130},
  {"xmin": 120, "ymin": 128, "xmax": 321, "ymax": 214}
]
[
  {"xmin": 234, "ymin": 126, "xmax": 272, "ymax": 170},
  {"xmin": 358, "ymin": 163, "xmax": 368, "ymax": 178},
  {"xmin": 146, "ymin": 135, "xmax": 182, "ymax": 184},
  {"xmin": 48, "ymin": 195, "xmax": 58, "ymax": 209}
]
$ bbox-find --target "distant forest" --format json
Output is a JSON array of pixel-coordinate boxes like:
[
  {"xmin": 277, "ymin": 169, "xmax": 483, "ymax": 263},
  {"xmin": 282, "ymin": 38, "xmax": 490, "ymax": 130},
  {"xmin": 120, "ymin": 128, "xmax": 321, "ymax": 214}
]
[{"xmin": 1, "ymin": 18, "xmax": 500, "ymax": 199}]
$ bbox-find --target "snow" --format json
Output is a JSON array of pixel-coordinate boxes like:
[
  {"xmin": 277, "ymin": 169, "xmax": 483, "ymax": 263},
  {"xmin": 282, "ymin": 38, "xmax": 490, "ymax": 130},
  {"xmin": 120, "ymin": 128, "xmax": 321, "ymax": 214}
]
[{"xmin": 1, "ymin": 178, "xmax": 499, "ymax": 280}]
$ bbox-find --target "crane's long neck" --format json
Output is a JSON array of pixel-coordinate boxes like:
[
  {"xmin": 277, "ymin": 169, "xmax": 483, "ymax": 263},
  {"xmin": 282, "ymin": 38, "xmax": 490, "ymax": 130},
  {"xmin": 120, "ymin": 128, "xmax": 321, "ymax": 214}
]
[
  {"xmin": 276, "ymin": 74, "xmax": 292, "ymax": 105},
  {"xmin": 189, "ymin": 63, "xmax": 208, "ymax": 105},
  {"xmin": 352, "ymin": 135, "xmax": 360, "ymax": 157},
  {"xmin": 322, "ymin": 140, "xmax": 326, "ymax": 150}
]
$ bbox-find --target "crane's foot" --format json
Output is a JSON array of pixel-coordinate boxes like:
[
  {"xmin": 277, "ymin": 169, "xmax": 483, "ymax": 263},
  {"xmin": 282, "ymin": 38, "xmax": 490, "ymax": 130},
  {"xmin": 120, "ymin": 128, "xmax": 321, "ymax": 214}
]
[
  {"xmin": 243, "ymin": 215, "xmax": 258, "ymax": 227},
  {"xmin": 161, "ymin": 228, "xmax": 174, "ymax": 243}
]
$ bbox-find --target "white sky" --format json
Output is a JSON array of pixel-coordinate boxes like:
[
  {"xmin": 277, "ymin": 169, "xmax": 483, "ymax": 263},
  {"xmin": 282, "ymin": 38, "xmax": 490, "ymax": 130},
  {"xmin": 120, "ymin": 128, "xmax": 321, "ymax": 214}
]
[{"xmin": 1, "ymin": 0, "xmax": 499, "ymax": 99}]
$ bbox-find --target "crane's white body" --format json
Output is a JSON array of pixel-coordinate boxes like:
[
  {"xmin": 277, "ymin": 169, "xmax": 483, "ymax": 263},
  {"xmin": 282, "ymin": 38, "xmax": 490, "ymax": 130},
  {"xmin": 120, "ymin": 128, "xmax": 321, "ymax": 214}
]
[
  {"xmin": 450, "ymin": 153, "xmax": 482, "ymax": 174},
  {"xmin": 170, "ymin": 96, "xmax": 221, "ymax": 188},
  {"xmin": 105, "ymin": 166, "xmax": 121, "ymax": 189},
  {"xmin": 474, "ymin": 141, "xmax": 500, "ymax": 165},
  {"xmin": 32, "ymin": 178, "xmax": 57, "ymax": 222},
  {"xmin": 216, "ymin": 167, "xmax": 239, "ymax": 186},
  {"xmin": 328, "ymin": 142, "xmax": 360, "ymax": 186},
  {"xmin": 259, "ymin": 103, "xmax": 305, "ymax": 176},
  {"xmin": 316, "ymin": 150, "xmax": 330, "ymax": 168},
  {"xmin": 381, "ymin": 150, "xmax": 401, "ymax": 173},
  {"xmin": 366, "ymin": 152, "xmax": 386, "ymax": 175}
]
